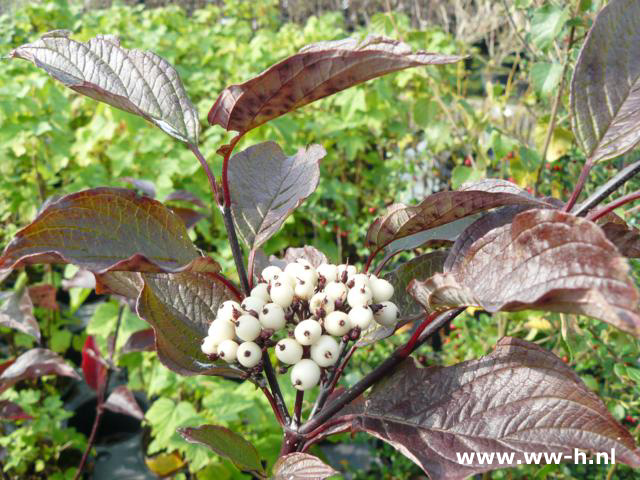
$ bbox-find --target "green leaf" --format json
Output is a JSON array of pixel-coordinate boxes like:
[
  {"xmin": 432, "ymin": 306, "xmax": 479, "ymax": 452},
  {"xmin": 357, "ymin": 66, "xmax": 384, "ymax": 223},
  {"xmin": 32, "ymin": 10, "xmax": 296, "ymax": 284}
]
[
  {"xmin": 571, "ymin": 0, "xmax": 640, "ymax": 162},
  {"xmin": 530, "ymin": 5, "xmax": 568, "ymax": 49},
  {"xmin": 0, "ymin": 188, "xmax": 218, "ymax": 274},
  {"xmin": 178, "ymin": 425, "xmax": 265, "ymax": 477},
  {"xmin": 531, "ymin": 62, "xmax": 563, "ymax": 97},
  {"xmin": 146, "ymin": 398, "xmax": 201, "ymax": 446},
  {"xmin": 451, "ymin": 165, "xmax": 481, "ymax": 189},
  {"xmin": 626, "ymin": 367, "xmax": 640, "ymax": 385},
  {"xmin": 9, "ymin": 31, "xmax": 199, "ymax": 145}
]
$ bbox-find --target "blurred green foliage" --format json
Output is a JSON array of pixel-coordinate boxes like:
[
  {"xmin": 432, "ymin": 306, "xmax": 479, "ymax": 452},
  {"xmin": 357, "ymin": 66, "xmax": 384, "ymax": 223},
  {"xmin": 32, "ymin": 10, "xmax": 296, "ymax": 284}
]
[{"xmin": 0, "ymin": 0, "xmax": 639, "ymax": 478}]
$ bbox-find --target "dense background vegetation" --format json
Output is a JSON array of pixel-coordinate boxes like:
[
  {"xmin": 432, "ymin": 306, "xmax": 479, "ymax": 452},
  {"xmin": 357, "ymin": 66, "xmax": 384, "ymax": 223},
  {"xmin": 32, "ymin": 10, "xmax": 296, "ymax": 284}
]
[{"xmin": 0, "ymin": 0, "xmax": 638, "ymax": 478}]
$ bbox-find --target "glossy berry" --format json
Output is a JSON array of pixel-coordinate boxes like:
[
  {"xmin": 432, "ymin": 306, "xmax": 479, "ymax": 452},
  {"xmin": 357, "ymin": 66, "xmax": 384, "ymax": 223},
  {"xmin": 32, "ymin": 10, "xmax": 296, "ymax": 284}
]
[
  {"xmin": 350, "ymin": 273, "xmax": 370, "ymax": 289},
  {"xmin": 324, "ymin": 281, "xmax": 347, "ymax": 302},
  {"xmin": 261, "ymin": 265, "xmax": 282, "ymax": 282},
  {"xmin": 347, "ymin": 285, "xmax": 372, "ymax": 308},
  {"xmin": 250, "ymin": 283, "xmax": 271, "ymax": 303},
  {"xmin": 241, "ymin": 296, "xmax": 266, "ymax": 315},
  {"xmin": 237, "ymin": 342, "xmax": 262, "ymax": 368},
  {"xmin": 294, "ymin": 279, "xmax": 315, "ymax": 300},
  {"xmin": 349, "ymin": 305, "xmax": 374, "ymax": 330},
  {"xmin": 291, "ymin": 359, "xmax": 321, "ymax": 391},
  {"xmin": 217, "ymin": 300, "xmax": 241, "ymax": 322},
  {"xmin": 294, "ymin": 319, "xmax": 322, "ymax": 345},
  {"xmin": 270, "ymin": 281, "xmax": 294, "ymax": 308},
  {"xmin": 310, "ymin": 335, "xmax": 339, "ymax": 367},
  {"xmin": 235, "ymin": 314, "xmax": 262, "ymax": 341},
  {"xmin": 324, "ymin": 311, "xmax": 351, "ymax": 336},
  {"xmin": 370, "ymin": 277, "xmax": 394, "ymax": 303},
  {"xmin": 275, "ymin": 338, "xmax": 303, "ymax": 364},
  {"xmin": 273, "ymin": 270, "xmax": 296, "ymax": 288},
  {"xmin": 207, "ymin": 319, "xmax": 235, "ymax": 343},
  {"xmin": 259, "ymin": 303, "xmax": 286, "ymax": 330},
  {"xmin": 217, "ymin": 339, "xmax": 239, "ymax": 363},
  {"xmin": 284, "ymin": 261, "xmax": 305, "ymax": 279},
  {"xmin": 309, "ymin": 292, "xmax": 334, "ymax": 317},
  {"xmin": 317, "ymin": 263, "xmax": 338, "ymax": 282},
  {"xmin": 201, "ymin": 335, "xmax": 217, "ymax": 355},
  {"xmin": 374, "ymin": 301, "xmax": 400, "ymax": 327}
]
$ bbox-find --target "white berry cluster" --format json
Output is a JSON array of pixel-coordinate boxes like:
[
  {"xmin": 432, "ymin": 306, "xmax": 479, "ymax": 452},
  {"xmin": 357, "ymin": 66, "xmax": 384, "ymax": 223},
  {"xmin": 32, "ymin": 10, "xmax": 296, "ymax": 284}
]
[{"xmin": 201, "ymin": 260, "xmax": 399, "ymax": 391}]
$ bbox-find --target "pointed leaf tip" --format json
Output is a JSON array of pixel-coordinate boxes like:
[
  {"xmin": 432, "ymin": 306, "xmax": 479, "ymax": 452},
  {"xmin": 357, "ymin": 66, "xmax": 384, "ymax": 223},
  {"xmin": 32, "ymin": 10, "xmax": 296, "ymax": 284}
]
[
  {"xmin": 9, "ymin": 31, "xmax": 199, "ymax": 144},
  {"xmin": 208, "ymin": 35, "xmax": 464, "ymax": 133}
]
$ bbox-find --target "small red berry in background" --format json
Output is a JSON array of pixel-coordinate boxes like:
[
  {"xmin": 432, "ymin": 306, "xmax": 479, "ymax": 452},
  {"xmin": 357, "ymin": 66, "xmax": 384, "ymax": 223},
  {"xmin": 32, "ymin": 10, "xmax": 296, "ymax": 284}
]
[
  {"xmin": 464, "ymin": 154, "xmax": 472, "ymax": 166},
  {"xmin": 321, "ymin": 219, "xmax": 328, "ymax": 226},
  {"xmin": 561, "ymin": 356, "xmax": 568, "ymax": 363},
  {"xmin": 506, "ymin": 151, "xmax": 515, "ymax": 159},
  {"xmin": 340, "ymin": 230, "xmax": 348, "ymax": 238},
  {"xmin": 368, "ymin": 206, "xmax": 376, "ymax": 214},
  {"xmin": 553, "ymin": 165, "xmax": 562, "ymax": 171}
]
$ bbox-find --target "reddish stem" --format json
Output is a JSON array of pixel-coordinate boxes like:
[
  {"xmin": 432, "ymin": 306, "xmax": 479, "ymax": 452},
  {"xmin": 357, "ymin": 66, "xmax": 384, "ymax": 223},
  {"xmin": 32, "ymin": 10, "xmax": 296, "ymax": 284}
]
[
  {"xmin": 190, "ymin": 144, "xmax": 220, "ymax": 207},
  {"xmin": 210, "ymin": 272, "xmax": 243, "ymax": 300},
  {"xmin": 363, "ymin": 246, "xmax": 382, "ymax": 273},
  {"xmin": 564, "ymin": 159, "xmax": 593, "ymax": 212},
  {"xmin": 261, "ymin": 386, "xmax": 285, "ymax": 427},
  {"xmin": 397, "ymin": 310, "xmax": 441, "ymax": 357},
  {"xmin": 220, "ymin": 136, "xmax": 242, "ymax": 208},
  {"xmin": 587, "ymin": 190, "xmax": 640, "ymax": 222},
  {"xmin": 292, "ymin": 390, "xmax": 304, "ymax": 429}
]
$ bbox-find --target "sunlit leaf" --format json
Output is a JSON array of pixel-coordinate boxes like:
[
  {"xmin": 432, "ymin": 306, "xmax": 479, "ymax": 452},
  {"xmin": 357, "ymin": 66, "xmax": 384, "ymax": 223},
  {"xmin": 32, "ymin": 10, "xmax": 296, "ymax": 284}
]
[
  {"xmin": 136, "ymin": 272, "xmax": 244, "ymax": 377},
  {"xmin": 571, "ymin": 0, "xmax": 640, "ymax": 162},
  {"xmin": 209, "ymin": 35, "xmax": 464, "ymax": 133},
  {"xmin": 0, "ymin": 188, "xmax": 218, "ymax": 274},
  {"xmin": 104, "ymin": 385, "xmax": 144, "ymax": 420},
  {"xmin": 273, "ymin": 452, "xmax": 338, "ymax": 480},
  {"xmin": 9, "ymin": 30, "xmax": 199, "ymax": 144},
  {"xmin": 178, "ymin": 425, "xmax": 265, "ymax": 477},
  {"xmin": 333, "ymin": 337, "xmax": 640, "ymax": 479},
  {"xmin": 0, "ymin": 289, "xmax": 40, "ymax": 341},
  {"xmin": 229, "ymin": 142, "xmax": 325, "ymax": 251},
  {"xmin": 409, "ymin": 209, "xmax": 640, "ymax": 336},
  {"xmin": 0, "ymin": 348, "xmax": 80, "ymax": 394}
]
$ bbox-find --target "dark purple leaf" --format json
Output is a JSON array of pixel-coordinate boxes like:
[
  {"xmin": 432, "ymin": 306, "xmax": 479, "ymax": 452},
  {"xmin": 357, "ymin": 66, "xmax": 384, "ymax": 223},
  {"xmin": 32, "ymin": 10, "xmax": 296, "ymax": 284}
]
[
  {"xmin": 209, "ymin": 35, "xmax": 463, "ymax": 134},
  {"xmin": 169, "ymin": 206, "xmax": 205, "ymax": 230},
  {"xmin": 598, "ymin": 216, "xmax": 640, "ymax": 258},
  {"xmin": 165, "ymin": 190, "xmax": 206, "ymax": 209},
  {"xmin": 281, "ymin": 246, "xmax": 328, "ymax": 267},
  {"xmin": 120, "ymin": 177, "xmax": 156, "ymax": 198},
  {"xmin": 28, "ymin": 284, "xmax": 58, "ymax": 311},
  {"xmin": 409, "ymin": 209, "xmax": 640, "ymax": 336},
  {"xmin": 571, "ymin": 0, "xmax": 640, "ymax": 162},
  {"xmin": 9, "ymin": 31, "xmax": 199, "ymax": 145},
  {"xmin": 0, "ymin": 188, "xmax": 219, "ymax": 275},
  {"xmin": 366, "ymin": 185, "xmax": 549, "ymax": 251},
  {"xmin": 136, "ymin": 272, "xmax": 244, "ymax": 377},
  {"xmin": 94, "ymin": 271, "xmax": 143, "ymax": 299},
  {"xmin": 334, "ymin": 337, "xmax": 640, "ymax": 479},
  {"xmin": 229, "ymin": 142, "xmax": 325, "ymax": 251},
  {"xmin": 273, "ymin": 453, "xmax": 338, "ymax": 480},
  {"xmin": 104, "ymin": 385, "xmax": 144, "ymax": 420},
  {"xmin": 61, "ymin": 269, "xmax": 96, "ymax": 290},
  {"xmin": 121, "ymin": 328, "xmax": 155, "ymax": 354},
  {"xmin": 82, "ymin": 335, "xmax": 106, "ymax": 392},
  {"xmin": 0, "ymin": 290, "xmax": 40, "ymax": 341},
  {"xmin": 0, "ymin": 348, "xmax": 80, "ymax": 394},
  {"xmin": 0, "ymin": 400, "xmax": 33, "ymax": 421},
  {"xmin": 178, "ymin": 425, "xmax": 265, "ymax": 476}
]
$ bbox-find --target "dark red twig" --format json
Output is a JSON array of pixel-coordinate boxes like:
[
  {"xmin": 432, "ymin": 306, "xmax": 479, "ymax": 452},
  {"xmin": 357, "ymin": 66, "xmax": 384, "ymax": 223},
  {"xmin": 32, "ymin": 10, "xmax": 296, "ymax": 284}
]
[{"xmin": 587, "ymin": 190, "xmax": 640, "ymax": 223}]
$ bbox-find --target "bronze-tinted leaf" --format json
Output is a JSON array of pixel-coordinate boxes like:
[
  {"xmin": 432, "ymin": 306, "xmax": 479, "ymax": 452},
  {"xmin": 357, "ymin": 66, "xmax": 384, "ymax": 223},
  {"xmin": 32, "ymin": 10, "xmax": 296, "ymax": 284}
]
[
  {"xmin": 178, "ymin": 425, "xmax": 265, "ymax": 477},
  {"xmin": 0, "ymin": 400, "xmax": 33, "ymax": 421},
  {"xmin": 94, "ymin": 271, "xmax": 143, "ymax": 299},
  {"xmin": 281, "ymin": 245, "xmax": 328, "ymax": 267},
  {"xmin": 0, "ymin": 348, "xmax": 81, "ymax": 394},
  {"xmin": 365, "ymin": 186, "xmax": 549, "ymax": 250},
  {"xmin": 336, "ymin": 337, "xmax": 640, "ymax": 479},
  {"xmin": 409, "ymin": 209, "xmax": 640, "ymax": 336},
  {"xmin": 104, "ymin": 385, "xmax": 144, "ymax": 420},
  {"xmin": 0, "ymin": 290, "xmax": 40, "ymax": 341},
  {"xmin": 28, "ymin": 284, "xmax": 59, "ymax": 310},
  {"xmin": 169, "ymin": 206, "xmax": 205, "ymax": 230},
  {"xmin": 570, "ymin": 0, "xmax": 640, "ymax": 162},
  {"xmin": 273, "ymin": 453, "xmax": 338, "ymax": 480},
  {"xmin": 121, "ymin": 328, "xmax": 155, "ymax": 354},
  {"xmin": 208, "ymin": 35, "xmax": 464, "ymax": 134},
  {"xmin": 228, "ymin": 142, "xmax": 325, "ymax": 251},
  {"xmin": 9, "ymin": 31, "xmax": 199, "ymax": 145},
  {"xmin": 136, "ymin": 272, "xmax": 244, "ymax": 377},
  {"xmin": 0, "ymin": 188, "xmax": 217, "ymax": 274},
  {"xmin": 600, "ymin": 221, "xmax": 640, "ymax": 258}
]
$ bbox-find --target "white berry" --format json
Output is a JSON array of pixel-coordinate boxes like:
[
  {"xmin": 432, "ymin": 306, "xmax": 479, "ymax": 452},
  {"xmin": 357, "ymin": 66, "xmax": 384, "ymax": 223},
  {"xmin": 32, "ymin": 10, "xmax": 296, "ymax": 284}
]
[
  {"xmin": 275, "ymin": 338, "xmax": 303, "ymax": 364},
  {"xmin": 237, "ymin": 341, "xmax": 262, "ymax": 368},
  {"xmin": 273, "ymin": 271, "xmax": 296, "ymax": 288},
  {"xmin": 217, "ymin": 339, "xmax": 238, "ymax": 363},
  {"xmin": 284, "ymin": 262, "xmax": 305, "ymax": 279},
  {"xmin": 309, "ymin": 292, "xmax": 334, "ymax": 317},
  {"xmin": 207, "ymin": 319, "xmax": 235, "ymax": 343},
  {"xmin": 235, "ymin": 314, "xmax": 262, "ymax": 341},
  {"xmin": 325, "ymin": 281, "xmax": 347, "ymax": 303},
  {"xmin": 324, "ymin": 311, "xmax": 351, "ymax": 336},
  {"xmin": 337, "ymin": 264, "xmax": 356, "ymax": 281},
  {"xmin": 261, "ymin": 265, "xmax": 282, "ymax": 282},
  {"xmin": 347, "ymin": 285, "xmax": 373, "ymax": 308},
  {"xmin": 201, "ymin": 335, "xmax": 217, "ymax": 355},
  {"xmin": 371, "ymin": 278, "xmax": 394, "ymax": 303},
  {"xmin": 294, "ymin": 279, "xmax": 315, "ymax": 300},
  {"xmin": 259, "ymin": 303, "xmax": 286, "ymax": 330},
  {"xmin": 297, "ymin": 265, "xmax": 318, "ymax": 286},
  {"xmin": 374, "ymin": 301, "xmax": 400, "ymax": 327},
  {"xmin": 270, "ymin": 281, "xmax": 294, "ymax": 308},
  {"xmin": 294, "ymin": 319, "xmax": 322, "ymax": 345},
  {"xmin": 317, "ymin": 263, "xmax": 338, "ymax": 282},
  {"xmin": 350, "ymin": 273, "xmax": 370, "ymax": 289},
  {"xmin": 291, "ymin": 359, "xmax": 321, "ymax": 391},
  {"xmin": 310, "ymin": 335, "xmax": 339, "ymax": 367},
  {"xmin": 217, "ymin": 300, "xmax": 241, "ymax": 322},
  {"xmin": 241, "ymin": 296, "xmax": 266, "ymax": 315},
  {"xmin": 250, "ymin": 283, "xmax": 271, "ymax": 303},
  {"xmin": 349, "ymin": 305, "xmax": 374, "ymax": 330}
]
